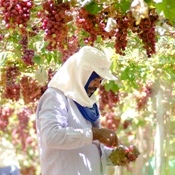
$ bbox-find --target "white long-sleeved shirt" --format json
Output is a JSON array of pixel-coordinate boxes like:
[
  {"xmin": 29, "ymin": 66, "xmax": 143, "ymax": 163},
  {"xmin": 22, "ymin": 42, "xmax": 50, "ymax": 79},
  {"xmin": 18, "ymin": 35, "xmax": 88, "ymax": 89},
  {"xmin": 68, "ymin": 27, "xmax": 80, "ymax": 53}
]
[{"xmin": 36, "ymin": 87, "xmax": 113, "ymax": 175}]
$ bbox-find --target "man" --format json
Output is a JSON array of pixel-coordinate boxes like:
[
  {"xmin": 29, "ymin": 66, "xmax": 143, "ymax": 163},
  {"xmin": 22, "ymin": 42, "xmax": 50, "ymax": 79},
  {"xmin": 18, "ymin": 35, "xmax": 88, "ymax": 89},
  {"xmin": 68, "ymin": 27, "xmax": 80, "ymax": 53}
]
[{"xmin": 36, "ymin": 46, "xmax": 118, "ymax": 175}]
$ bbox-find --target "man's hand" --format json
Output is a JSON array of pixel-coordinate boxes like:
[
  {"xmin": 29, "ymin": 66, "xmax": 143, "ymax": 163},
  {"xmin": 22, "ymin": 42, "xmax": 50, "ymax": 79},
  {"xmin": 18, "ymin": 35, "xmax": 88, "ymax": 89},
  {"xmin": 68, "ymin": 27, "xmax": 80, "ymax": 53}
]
[
  {"xmin": 92, "ymin": 128, "xmax": 118, "ymax": 148},
  {"xmin": 108, "ymin": 145, "xmax": 140, "ymax": 166}
]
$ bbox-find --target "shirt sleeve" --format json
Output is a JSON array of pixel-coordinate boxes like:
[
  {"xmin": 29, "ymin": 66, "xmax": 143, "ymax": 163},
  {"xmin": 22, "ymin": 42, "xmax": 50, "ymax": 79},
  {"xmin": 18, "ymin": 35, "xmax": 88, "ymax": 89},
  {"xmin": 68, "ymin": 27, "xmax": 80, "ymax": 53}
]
[
  {"xmin": 100, "ymin": 144, "xmax": 114, "ymax": 166},
  {"xmin": 36, "ymin": 88, "xmax": 93, "ymax": 150}
]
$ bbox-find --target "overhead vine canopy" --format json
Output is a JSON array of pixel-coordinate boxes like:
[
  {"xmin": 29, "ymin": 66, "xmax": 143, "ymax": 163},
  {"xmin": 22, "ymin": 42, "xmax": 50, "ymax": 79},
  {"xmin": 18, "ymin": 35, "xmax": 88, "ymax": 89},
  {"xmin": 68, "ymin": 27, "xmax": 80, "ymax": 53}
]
[
  {"xmin": 0, "ymin": 0, "xmax": 175, "ymax": 63},
  {"xmin": 0, "ymin": 0, "xmax": 175, "ymax": 106}
]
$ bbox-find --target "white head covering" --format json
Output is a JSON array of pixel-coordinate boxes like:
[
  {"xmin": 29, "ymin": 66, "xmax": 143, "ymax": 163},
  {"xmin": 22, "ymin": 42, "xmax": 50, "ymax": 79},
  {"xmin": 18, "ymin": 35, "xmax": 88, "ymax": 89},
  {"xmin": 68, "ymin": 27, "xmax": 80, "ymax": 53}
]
[{"xmin": 48, "ymin": 46, "xmax": 117, "ymax": 107}]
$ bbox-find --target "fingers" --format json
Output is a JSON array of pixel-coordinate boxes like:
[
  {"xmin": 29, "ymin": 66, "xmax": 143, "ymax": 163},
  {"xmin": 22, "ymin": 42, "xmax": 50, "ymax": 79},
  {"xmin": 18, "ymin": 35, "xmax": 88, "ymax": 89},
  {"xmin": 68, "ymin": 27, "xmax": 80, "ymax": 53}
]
[
  {"xmin": 101, "ymin": 129, "xmax": 118, "ymax": 148},
  {"xmin": 92, "ymin": 127, "xmax": 118, "ymax": 148}
]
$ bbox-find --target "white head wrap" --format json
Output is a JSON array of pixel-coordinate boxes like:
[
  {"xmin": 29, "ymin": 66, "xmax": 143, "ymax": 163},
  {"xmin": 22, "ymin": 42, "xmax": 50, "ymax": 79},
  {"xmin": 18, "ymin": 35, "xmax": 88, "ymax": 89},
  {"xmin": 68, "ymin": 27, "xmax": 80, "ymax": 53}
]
[{"xmin": 48, "ymin": 46, "xmax": 117, "ymax": 107}]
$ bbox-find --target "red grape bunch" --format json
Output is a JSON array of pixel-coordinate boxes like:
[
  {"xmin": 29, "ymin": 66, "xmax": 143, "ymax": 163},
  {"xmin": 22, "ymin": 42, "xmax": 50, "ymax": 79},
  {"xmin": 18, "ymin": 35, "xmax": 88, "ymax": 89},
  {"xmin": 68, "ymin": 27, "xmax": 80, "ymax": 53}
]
[
  {"xmin": 21, "ymin": 48, "xmax": 35, "ymax": 65},
  {"xmin": 134, "ymin": 82, "xmax": 152, "ymax": 111},
  {"xmin": 3, "ymin": 65, "xmax": 21, "ymax": 101},
  {"xmin": 19, "ymin": 35, "xmax": 28, "ymax": 49},
  {"xmin": 114, "ymin": 14, "xmax": 130, "ymax": 56},
  {"xmin": 109, "ymin": 144, "xmax": 140, "ymax": 166},
  {"xmin": 0, "ymin": 106, "xmax": 14, "ymax": 131},
  {"xmin": 98, "ymin": 85, "xmax": 119, "ymax": 111},
  {"xmin": 0, "ymin": 0, "xmax": 33, "ymax": 32},
  {"xmin": 60, "ymin": 34, "xmax": 80, "ymax": 62},
  {"xmin": 131, "ymin": 9, "xmax": 159, "ymax": 57},
  {"xmin": 76, "ymin": 7, "xmax": 113, "ymax": 45},
  {"xmin": 20, "ymin": 75, "xmax": 42, "ymax": 104},
  {"xmin": 19, "ymin": 35, "xmax": 35, "ymax": 65},
  {"xmin": 13, "ymin": 107, "xmax": 33, "ymax": 151},
  {"xmin": 101, "ymin": 111, "xmax": 121, "ymax": 131},
  {"xmin": 98, "ymin": 85, "xmax": 120, "ymax": 130},
  {"xmin": 17, "ymin": 107, "xmax": 32, "ymax": 129},
  {"xmin": 76, "ymin": 8, "xmax": 98, "ymax": 45},
  {"xmin": 41, "ymin": 0, "xmax": 73, "ymax": 51}
]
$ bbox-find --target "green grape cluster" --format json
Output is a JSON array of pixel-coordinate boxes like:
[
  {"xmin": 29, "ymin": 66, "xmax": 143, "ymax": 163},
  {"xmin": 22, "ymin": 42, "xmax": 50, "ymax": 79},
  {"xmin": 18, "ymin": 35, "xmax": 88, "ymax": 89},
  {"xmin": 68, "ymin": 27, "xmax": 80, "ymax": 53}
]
[{"xmin": 108, "ymin": 145, "xmax": 140, "ymax": 166}]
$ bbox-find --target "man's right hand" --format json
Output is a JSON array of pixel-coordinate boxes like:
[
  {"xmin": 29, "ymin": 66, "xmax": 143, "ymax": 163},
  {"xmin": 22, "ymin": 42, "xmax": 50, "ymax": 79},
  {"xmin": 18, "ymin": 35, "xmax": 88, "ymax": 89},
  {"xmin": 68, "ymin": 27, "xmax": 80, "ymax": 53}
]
[{"xmin": 92, "ymin": 128, "xmax": 118, "ymax": 148}]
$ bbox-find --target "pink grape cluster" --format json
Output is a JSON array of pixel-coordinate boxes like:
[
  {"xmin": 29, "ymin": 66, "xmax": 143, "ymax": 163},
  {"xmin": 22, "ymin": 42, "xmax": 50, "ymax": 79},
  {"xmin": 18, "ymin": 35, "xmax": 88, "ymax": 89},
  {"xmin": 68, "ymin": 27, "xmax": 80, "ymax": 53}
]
[
  {"xmin": 22, "ymin": 48, "xmax": 35, "ymax": 65},
  {"xmin": 76, "ymin": 8, "xmax": 113, "ymax": 45},
  {"xmin": 99, "ymin": 85, "xmax": 119, "ymax": 111},
  {"xmin": 3, "ymin": 65, "xmax": 21, "ymax": 101},
  {"xmin": 0, "ymin": 0, "xmax": 33, "ymax": 32},
  {"xmin": 112, "ymin": 9, "xmax": 158, "ymax": 57},
  {"xmin": 19, "ymin": 35, "xmax": 28, "ymax": 49},
  {"xmin": 20, "ymin": 75, "xmax": 42, "ymax": 104},
  {"xmin": 98, "ymin": 85, "xmax": 120, "ymax": 130},
  {"xmin": 17, "ymin": 107, "xmax": 32, "ymax": 129},
  {"xmin": 60, "ymin": 35, "xmax": 80, "ymax": 62},
  {"xmin": 114, "ymin": 15, "xmax": 130, "ymax": 56},
  {"xmin": 131, "ymin": 9, "xmax": 158, "ymax": 57},
  {"xmin": 76, "ymin": 8, "xmax": 99, "ymax": 45},
  {"xmin": 19, "ymin": 35, "xmax": 35, "ymax": 65},
  {"xmin": 41, "ymin": 1, "xmax": 73, "ymax": 51},
  {"xmin": 0, "ymin": 106, "xmax": 14, "ymax": 131},
  {"xmin": 134, "ymin": 82, "xmax": 152, "ymax": 111},
  {"xmin": 101, "ymin": 111, "xmax": 121, "ymax": 131},
  {"xmin": 12, "ymin": 107, "xmax": 33, "ymax": 151}
]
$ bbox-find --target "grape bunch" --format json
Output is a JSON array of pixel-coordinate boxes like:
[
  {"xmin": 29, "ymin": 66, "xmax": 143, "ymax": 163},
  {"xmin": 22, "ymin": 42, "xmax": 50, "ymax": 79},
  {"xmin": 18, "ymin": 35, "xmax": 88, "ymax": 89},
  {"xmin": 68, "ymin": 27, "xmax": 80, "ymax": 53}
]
[
  {"xmin": 114, "ymin": 14, "xmax": 130, "ymax": 56},
  {"xmin": 19, "ymin": 35, "xmax": 28, "ymax": 49},
  {"xmin": 20, "ymin": 75, "xmax": 42, "ymax": 104},
  {"xmin": 76, "ymin": 8, "xmax": 98, "ymax": 45},
  {"xmin": 108, "ymin": 144, "xmax": 140, "ymax": 166},
  {"xmin": 0, "ymin": 106, "xmax": 14, "ymax": 131},
  {"xmin": 98, "ymin": 85, "xmax": 119, "ymax": 111},
  {"xmin": 21, "ymin": 48, "xmax": 35, "ymax": 65},
  {"xmin": 134, "ymin": 82, "xmax": 152, "ymax": 111},
  {"xmin": 131, "ymin": 9, "xmax": 158, "ymax": 57},
  {"xmin": 17, "ymin": 107, "xmax": 32, "ymax": 129},
  {"xmin": 101, "ymin": 111, "xmax": 121, "ymax": 131},
  {"xmin": 3, "ymin": 65, "xmax": 21, "ymax": 101},
  {"xmin": 76, "ymin": 7, "xmax": 113, "ymax": 45},
  {"xmin": 0, "ymin": 0, "xmax": 33, "ymax": 32},
  {"xmin": 41, "ymin": 0, "xmax": 73, "ymax": 51},
  {"xmin": 19, "ymin": 35, "xmax": 35, "ymax": 65},
  {"xmin": 60, "ymin": 35, "xmax": 80, "ymax": 62},
  {"xmin": 99, "ymin": 85, "xmax": 120, "ymax": 130}
]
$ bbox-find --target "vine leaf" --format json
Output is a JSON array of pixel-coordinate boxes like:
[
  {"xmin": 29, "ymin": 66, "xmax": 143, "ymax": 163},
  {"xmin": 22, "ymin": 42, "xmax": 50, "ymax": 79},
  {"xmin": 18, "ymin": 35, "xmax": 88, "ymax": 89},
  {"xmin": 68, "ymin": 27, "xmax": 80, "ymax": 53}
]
[
  {"xmin": 84, "ymin": 1, "xmax": 102, "ymax": 15},
  {"xmin": 115, "ymin": 0, "xmax": 131, "ymax": 14},
  {"xmin": 154, "ymin": 0, "xmax": 175, "ymax": 25}
]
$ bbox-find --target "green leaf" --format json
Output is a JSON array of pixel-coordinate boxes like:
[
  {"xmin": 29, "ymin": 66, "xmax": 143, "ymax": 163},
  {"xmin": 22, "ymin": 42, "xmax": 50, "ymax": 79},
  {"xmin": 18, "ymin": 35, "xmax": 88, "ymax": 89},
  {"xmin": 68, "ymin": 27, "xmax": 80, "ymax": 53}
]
[
  {"xmin": 154, "ymin": 0, "xmax": 175, "ymax": 25},
  {"xmin": 104, "ymin": 81, "xmax": 119, "ymax": 92},
  {"xmin": 120, "ymin": 67, "xmax": 130, "ymax": 80},
  {"xmin": 54, "ymin": 51, "xmax": 62, "ymax": 64},
  {"xmin": 84, "ymin": 1, "xmax": 102, "ymax": 15},
  {"xmin": 46, "ymin": 54, "xmax": 52, "ymax": 64},
  {"xmin": 33, "ymin": 55, "xmax": 42, "ymax": 65},
  {"xmin": 115, "ymin": 0, "xmax": 131, "ymax": 14}
]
